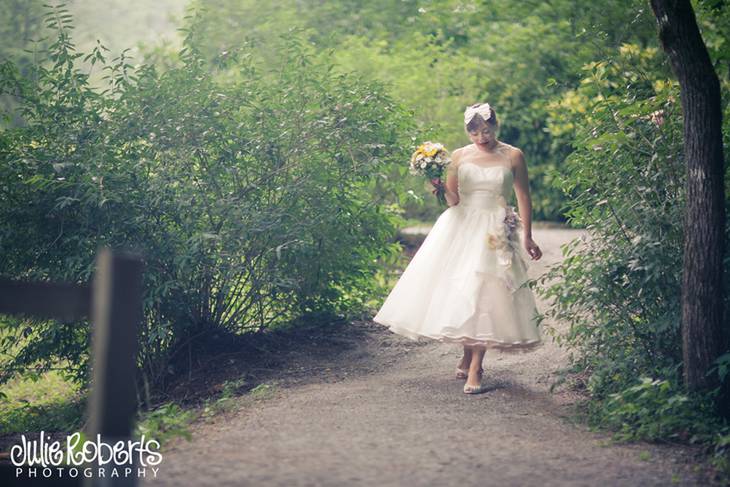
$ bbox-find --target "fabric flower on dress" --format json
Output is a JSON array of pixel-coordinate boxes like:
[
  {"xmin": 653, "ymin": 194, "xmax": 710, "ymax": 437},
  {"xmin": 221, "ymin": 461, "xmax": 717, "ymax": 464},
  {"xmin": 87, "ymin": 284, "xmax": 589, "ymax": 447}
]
[
  {"xmin": 485, "ymin": 203, "xmax": 523, "ymax": 291},
  {"xmin": 504, "ymin": 206, "xmax": 520, "ymax": 237},
  {"xmin": 486, "ymin": 233, "xmax": 504, "ymax": 250}
]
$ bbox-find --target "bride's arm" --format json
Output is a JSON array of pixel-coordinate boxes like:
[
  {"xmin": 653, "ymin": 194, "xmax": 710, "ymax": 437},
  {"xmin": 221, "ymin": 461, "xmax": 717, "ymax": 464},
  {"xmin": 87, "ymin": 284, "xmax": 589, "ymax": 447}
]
[
  {"xmin": 513, "ymin": 148, "xmax": 543, "ymax": 260},
  {"xmin": 512, "ymin": 148, "xmax": 533, "ymax": 239},
  {"xmin": 444, "ymin": 148, "xmax": 461, "ymax": 206}
]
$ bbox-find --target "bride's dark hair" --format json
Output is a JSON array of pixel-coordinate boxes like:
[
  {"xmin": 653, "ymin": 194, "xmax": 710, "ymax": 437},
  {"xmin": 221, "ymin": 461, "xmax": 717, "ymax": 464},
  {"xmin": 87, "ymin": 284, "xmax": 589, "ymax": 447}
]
[{"xmin": 465, "ymin": 104, "xmax": 498, "ymax": 132}]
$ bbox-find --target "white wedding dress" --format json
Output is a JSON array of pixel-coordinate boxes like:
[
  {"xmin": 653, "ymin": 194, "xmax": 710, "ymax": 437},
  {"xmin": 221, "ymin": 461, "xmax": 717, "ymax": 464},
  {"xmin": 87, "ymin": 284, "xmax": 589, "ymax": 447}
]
[{"xmin": 373, "ymin": 148, "xmax": 543, "ymax": 353}]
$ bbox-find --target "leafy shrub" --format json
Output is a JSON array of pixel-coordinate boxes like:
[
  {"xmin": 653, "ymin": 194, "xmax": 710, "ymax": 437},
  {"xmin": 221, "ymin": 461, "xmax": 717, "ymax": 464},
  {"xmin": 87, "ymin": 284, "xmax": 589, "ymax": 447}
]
[
  {"xmin": 585, "ymin": 373, "xmax": 730, "ymax": 482},
  {"xmin": 597, "ymin": 376, "xmax": 724, "ymax": 443},
  {"xmin": 537, "ymin": 44, "xmax": 689, "ymax": 396},
  {"xmin": 0, "ymin": 4, "xmax": 414, "ymax": 392},
  {"xmin": 536, "ymin": 41, "xmax": 730, "ymax": 476}
]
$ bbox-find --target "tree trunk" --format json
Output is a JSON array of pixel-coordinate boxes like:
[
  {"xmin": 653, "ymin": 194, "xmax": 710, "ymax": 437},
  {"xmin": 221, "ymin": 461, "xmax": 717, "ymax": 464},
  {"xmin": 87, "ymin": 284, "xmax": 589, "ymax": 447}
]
[{"xmin": 649, "ymin": 0, "xmax": 728, "ymax": 417}]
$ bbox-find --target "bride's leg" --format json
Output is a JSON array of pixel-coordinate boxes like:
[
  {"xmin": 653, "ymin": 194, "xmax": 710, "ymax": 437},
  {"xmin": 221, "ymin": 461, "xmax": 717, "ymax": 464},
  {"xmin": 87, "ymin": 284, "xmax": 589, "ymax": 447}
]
[
  {"xmin": 457, "ymin": 344, "xmax": 473, "ymax": 370},
  {"xmin": 465, "ymin": 345, "xmax": 486, "ymax": 387}
]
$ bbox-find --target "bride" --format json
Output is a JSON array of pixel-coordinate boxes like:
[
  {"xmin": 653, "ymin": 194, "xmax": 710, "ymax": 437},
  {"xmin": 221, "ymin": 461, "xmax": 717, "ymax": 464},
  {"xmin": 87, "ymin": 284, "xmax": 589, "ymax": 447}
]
[{"xmin": 373, "ymin": 102, "xmax": 544, "ymax": 394}]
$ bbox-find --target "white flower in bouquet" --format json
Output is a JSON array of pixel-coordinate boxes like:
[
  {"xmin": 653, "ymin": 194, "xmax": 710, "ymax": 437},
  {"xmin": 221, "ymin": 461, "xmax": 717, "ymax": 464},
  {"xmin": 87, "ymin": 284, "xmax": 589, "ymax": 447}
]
[{"xmin": 408, "ymin": 141, "xmax": 451, "ymax": 206}]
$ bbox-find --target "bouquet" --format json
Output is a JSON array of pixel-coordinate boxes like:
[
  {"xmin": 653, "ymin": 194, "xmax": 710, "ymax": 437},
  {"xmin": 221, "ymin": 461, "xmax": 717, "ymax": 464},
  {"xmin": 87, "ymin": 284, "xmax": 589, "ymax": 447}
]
[{"xmin": 409, "ymin": 141, "xmax": 451, "ymax": 207}]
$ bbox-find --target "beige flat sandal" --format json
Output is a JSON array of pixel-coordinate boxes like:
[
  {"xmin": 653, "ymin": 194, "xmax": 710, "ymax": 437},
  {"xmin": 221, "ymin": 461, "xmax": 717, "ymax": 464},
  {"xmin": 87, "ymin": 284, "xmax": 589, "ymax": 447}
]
[
  {"xmin": 463, "ymin": 369, "xmax": 486, "ymax": 394},
  {"xmin": 463, "ymin": 382, "xmax": 487, "ymax": 394}
]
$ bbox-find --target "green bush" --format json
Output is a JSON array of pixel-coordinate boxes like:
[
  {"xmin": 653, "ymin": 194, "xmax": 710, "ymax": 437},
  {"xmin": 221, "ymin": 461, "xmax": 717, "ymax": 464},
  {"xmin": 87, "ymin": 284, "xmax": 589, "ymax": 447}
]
[
  {"xmin": 535, "ymin": 41, "xmax": 730, "ymax": 475},
  {"xmin": 537, "ymin": 44, "xmax": 689, "ymax": 396},
  {"xmin": 0, "ymin": 4, "xmax": 414, "ymax": 392},
  {"xmin": 582, "ymin": 373, "xmax": 730, "ymax": 480},
  {"xmin": 598, "ymin": 376, "xmax": 725, "ymax": 443}
]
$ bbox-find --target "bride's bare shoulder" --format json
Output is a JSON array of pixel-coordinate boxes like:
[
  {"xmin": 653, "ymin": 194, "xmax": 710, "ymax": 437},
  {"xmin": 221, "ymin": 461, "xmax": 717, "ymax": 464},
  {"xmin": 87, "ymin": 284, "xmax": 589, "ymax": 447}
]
[
  {"xmin": 499, "ymin": 142, "xmax": 525, "ymax": 164},
  {"xmin": 499, "ymin": 141, "xmax": 522, "ymax": 157},
  {"xmin": 451, "ymin": 144, "xmax": 473, "ymax": 164}
]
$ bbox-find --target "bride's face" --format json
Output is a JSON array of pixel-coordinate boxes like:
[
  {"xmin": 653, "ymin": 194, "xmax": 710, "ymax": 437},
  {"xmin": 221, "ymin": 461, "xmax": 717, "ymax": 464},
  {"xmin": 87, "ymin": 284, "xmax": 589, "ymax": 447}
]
[{"xmin": 467, "ymin": 122, "xmax": 497, "ymax": 147}]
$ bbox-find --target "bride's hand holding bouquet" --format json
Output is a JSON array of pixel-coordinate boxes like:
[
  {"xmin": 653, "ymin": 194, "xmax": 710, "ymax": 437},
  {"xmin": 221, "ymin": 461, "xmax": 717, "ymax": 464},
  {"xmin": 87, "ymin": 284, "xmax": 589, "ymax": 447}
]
[{"xmin": 409, "ymin": 141, "xmax": 451, "ymax": 207}]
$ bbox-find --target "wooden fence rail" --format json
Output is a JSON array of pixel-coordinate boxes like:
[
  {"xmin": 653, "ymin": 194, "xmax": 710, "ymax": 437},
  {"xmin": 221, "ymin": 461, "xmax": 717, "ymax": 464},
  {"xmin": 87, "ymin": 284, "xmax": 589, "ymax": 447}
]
[{"xmin": 0, "ymin": 247, "xmax": 144, "ymax": 487}]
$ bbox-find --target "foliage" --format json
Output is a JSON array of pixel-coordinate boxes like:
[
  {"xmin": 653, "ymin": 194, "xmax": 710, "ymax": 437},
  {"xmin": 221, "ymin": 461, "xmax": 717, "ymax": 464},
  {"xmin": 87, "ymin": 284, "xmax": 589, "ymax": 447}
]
[
  {"xmin": 0, "ymin": 0, "xmax": 46, "ymax": 60},
  {"xmin": 538, "ymin": 43, "xmax": 687, "ymax": 396},
  {"xmin": 135, "ymin": 401, "xmax": 195, "ymax": 445},
  {"xmin": 535, "ymin": 33, "xmax": 730, "ymax": 476},
  {"xmin": 0, "ymin": 4, "xmax": 415, "ymax": 392},
  {"xmin": 181, "ymin": 0, "xmax": 663, "ymax": 222},
  {"xmin": 0, "ymin": 0, "xmax": 48, "ymax": 127},
  {"xmin": 596, "ymin": 376, "xmax": 725, "ymax": 442},
  {"xmin": 583, "ymin": 373, "xmax": 730, "ymax": 481},
  {"xmin": 0, "ymin": 365, "xmax": 84, "ymax": 434}
]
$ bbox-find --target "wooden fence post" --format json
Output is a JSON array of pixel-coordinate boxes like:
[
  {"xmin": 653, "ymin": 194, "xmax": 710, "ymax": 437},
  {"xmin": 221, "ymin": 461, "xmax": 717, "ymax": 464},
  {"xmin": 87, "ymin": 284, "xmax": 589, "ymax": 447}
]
[
  {"xmin": 83, "ymin": 248, "xmax": 144, "ymax": 487},
  {"xmin": 0, "ymin": 247, "xmax": 145, "ymax": 487}
]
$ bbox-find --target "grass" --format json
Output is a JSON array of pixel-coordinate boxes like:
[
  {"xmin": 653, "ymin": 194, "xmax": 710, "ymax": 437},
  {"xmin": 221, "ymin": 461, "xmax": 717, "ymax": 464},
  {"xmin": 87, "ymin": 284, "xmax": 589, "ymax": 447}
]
[
  {"xmin": 0, "ymin": 317, "xmax": 279, "ymax": 449},
  {"xmin": 0, "ymin": 361, "xmax": 279, "ymax": 449},
  {"xmin": 1, "ymin": 368, "xmax": 279, "ymax": 449},
  {"xmin": 1, "ymin": 322, "xmax": 131, "ymax": 442},
  {"xmin": 0, "ymin": 367, "xmax": 85, "ymax": 435},
  {"xmin": 0, "ymin": 320, "xmax": 86, "ymax": 435}
]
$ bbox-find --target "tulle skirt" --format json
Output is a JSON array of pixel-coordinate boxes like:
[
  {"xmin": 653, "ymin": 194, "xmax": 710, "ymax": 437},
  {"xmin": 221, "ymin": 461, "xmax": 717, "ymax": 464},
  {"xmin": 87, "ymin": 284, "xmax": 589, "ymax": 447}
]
[{"xmin": 373, "ymin": 201, "xmax": 544, "ymax": 353}]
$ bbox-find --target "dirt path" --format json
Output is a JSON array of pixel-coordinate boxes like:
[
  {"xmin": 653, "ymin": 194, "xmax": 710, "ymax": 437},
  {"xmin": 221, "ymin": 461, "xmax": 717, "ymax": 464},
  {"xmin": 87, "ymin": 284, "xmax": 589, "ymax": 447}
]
[{"xmin": 143, "ymin": 228, "xmax": 709, "ymax": 486}]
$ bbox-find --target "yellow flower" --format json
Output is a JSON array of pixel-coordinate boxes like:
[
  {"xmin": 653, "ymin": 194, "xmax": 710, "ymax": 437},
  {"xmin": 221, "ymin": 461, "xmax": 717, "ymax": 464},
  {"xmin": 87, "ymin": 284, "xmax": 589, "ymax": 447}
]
[{"xmin": 486, "ymin": 233, "xmax": 505, "ymax": 250}]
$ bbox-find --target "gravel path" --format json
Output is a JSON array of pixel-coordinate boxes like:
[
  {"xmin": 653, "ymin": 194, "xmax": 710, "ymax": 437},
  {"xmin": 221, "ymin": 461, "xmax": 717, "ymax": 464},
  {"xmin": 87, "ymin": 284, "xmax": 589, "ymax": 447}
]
[{"xmin": 142, "ymin": 227, "xmax": 709, "ymax": 486}]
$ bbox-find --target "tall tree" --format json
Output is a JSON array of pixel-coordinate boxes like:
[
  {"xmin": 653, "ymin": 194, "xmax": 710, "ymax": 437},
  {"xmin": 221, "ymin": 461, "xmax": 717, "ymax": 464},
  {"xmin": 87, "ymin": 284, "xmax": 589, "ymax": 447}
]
[{"xmin": 649, "ymin": 0, "xmax": 728, "ymax": 417}]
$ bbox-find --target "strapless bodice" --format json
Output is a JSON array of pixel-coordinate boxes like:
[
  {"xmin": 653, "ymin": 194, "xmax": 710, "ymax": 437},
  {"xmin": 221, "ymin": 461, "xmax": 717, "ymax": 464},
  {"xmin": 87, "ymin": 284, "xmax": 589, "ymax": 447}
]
[{"xmin": 457, "ymin": 162, "xmax": 513, "ymax": 209}]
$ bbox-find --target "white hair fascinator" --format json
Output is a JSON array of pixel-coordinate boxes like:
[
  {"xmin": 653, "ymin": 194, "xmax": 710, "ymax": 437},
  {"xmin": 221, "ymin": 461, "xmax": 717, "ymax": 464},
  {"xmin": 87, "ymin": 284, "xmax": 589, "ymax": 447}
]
[{"xmin": 464, "ymin": 103, "xmax": 492, "ymax": 125}]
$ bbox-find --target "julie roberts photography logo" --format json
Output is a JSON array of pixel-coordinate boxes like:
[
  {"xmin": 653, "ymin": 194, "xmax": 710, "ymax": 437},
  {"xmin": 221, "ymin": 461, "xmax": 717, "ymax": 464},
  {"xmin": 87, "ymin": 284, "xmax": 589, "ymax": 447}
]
[{"xmin": 10, "ymin": 431, "xmax": 162, "ymax": 480}]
